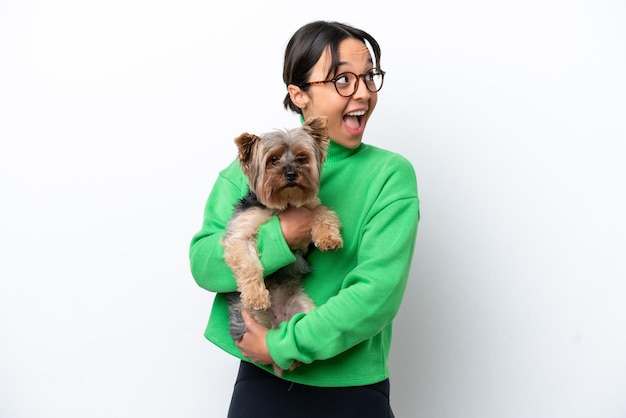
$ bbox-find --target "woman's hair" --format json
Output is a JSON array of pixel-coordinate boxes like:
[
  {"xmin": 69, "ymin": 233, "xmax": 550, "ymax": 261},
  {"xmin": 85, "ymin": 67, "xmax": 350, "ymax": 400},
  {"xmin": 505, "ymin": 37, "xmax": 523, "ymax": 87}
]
[{"xmin": 282, "ymin": 21, "xmax": 382, "ymax": 114}]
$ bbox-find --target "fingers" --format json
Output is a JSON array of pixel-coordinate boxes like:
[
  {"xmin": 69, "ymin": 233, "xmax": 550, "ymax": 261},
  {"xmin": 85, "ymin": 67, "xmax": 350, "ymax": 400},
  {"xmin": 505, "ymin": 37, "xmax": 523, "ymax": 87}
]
[
  {"xmin": 236, "ymin": 310, "xmax": 273, "ymax": 365},
  {"xmin": 241, "ymin": 309, "xmax": 256, "ymax": 328},
  {"xmin": 241, "ymin": 309, "xmax": 268, "ymax": 334},
  {"xmin": 241, "ymin": 308, "xmax": 252, "ymax": 321}
]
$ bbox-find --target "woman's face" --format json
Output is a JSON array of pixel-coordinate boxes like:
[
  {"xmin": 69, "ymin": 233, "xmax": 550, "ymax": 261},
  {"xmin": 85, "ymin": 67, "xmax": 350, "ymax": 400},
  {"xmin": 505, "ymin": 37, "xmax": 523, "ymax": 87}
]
[{"xmin": 294, "ymin": 37, "xmax": 378, "ymax": 149}]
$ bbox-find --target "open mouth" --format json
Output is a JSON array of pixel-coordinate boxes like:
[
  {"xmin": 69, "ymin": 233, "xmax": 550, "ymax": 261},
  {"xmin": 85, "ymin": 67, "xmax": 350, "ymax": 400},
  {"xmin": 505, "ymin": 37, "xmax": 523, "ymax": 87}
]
[{"xmin": 343, "ymin": 110, "xmax": 366, "ymax": 131}]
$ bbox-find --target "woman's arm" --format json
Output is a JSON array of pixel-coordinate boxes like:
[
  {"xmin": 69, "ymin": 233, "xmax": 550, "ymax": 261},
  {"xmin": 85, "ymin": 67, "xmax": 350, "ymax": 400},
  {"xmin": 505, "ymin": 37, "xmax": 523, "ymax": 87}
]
[
  {"xmin": 189, "ymin": 163, "xmax": 300, "ymax": 293},
  {"xmin": 265, "ymin": 158, "xmax": 420, "ymax": 370}
]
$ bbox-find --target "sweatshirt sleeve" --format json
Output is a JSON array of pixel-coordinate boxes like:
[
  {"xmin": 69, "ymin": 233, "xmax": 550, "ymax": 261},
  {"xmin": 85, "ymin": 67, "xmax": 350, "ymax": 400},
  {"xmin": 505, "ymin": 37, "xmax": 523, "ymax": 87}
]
[
  {"xmin": 189, "ymin": 161, "xmax": 297, "ymax": 293},
  {"xmin": 266, "ymin": 156, "xmax": 420, "ymax": 370}
]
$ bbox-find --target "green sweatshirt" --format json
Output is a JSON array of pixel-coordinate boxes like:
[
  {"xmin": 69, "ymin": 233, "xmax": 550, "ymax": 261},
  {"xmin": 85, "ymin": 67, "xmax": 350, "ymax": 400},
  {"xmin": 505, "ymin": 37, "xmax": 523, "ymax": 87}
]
[{"xmin": 189, "ymin": 139, "xmax": 419, "ymax": 387}]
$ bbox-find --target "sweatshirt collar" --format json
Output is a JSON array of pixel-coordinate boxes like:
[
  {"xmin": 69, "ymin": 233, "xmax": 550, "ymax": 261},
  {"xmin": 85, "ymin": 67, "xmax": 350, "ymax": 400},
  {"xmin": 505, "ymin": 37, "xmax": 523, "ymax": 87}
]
[{"xmin": 326, "ymin": 140, "xmax": 364, "ymax": 165}]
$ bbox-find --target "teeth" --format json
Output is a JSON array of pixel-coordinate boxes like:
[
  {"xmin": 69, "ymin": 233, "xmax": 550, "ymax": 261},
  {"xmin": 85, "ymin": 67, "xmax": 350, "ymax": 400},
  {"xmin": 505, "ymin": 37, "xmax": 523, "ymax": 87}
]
[{"xmin": 346, "ymin": 110, "xmax": 366, "ymax": 117}]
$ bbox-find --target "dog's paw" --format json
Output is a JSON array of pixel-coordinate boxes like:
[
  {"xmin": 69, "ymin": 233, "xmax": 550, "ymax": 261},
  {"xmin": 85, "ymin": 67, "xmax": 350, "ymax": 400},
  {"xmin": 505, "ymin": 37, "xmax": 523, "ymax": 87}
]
[
  {"xmin": 311, "ymin": 210, "xmax": 343, "ymax": 252},
  {"xmin": 241, "ymin": 288, "xmax": 271, "ymax": 311},
  {"xmin": 272, "ymin": 364, "xmax": 285, "ymax": 377},
  {"xmin": 314, "ymin": 234, "xmax": 343, "ymax": 252},
  {"xmin": 289, "ymin": 360, "xmax": 302, "ymax": 371},
  {"xmin": 272, "ymin": 360, "xmax": 301, "ymax": 377}
]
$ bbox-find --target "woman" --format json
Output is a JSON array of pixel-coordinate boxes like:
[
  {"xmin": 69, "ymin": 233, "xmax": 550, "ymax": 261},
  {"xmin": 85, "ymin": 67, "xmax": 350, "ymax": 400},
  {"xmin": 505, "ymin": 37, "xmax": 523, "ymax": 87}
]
[{"xmin": 190, "ymin": 20, "xmax": 419, "ymax": 417}]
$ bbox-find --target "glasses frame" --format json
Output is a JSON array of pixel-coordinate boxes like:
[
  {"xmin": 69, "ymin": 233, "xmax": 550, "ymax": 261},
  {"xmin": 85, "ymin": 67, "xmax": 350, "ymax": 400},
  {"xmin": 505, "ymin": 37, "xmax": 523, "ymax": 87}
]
[{"xmin": 301, "ymin": 69, "xmax": 386, "ymax": 97}]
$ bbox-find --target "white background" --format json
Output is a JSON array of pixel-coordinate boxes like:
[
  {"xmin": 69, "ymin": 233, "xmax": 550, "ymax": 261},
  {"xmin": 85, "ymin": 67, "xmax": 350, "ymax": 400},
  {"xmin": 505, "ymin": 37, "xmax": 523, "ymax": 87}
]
[{"xmin": 1, "ymin": 1, "xmax": 625, "ymax": 417}]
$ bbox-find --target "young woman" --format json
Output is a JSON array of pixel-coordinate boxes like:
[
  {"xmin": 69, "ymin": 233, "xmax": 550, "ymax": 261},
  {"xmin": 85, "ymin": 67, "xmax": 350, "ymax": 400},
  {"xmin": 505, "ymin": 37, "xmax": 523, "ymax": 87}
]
[{"xmin": 190, "ymin": 20, "xmax": 420, "ymax": 418}]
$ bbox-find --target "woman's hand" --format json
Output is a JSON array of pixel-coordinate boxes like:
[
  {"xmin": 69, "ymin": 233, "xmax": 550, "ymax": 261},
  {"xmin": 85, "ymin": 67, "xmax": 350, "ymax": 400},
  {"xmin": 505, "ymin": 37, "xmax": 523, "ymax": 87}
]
[
  {"xmin": 236, "ymin": 310, "xmax": 274, "ymax": 365},
  {"xmin": 278, "ymin": 205, "xmax": 328, "ymax": 252}
]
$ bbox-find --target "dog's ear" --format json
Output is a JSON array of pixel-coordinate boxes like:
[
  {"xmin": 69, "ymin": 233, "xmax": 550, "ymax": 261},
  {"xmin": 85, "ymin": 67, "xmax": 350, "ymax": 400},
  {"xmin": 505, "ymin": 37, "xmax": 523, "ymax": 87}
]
[
  {"xmin": 234, "ymin": 133, "xmax": 260, "ymax": 176},
  {"xmin": 303, "ymin": 116, "xmax": 330, "ymax": 151}
]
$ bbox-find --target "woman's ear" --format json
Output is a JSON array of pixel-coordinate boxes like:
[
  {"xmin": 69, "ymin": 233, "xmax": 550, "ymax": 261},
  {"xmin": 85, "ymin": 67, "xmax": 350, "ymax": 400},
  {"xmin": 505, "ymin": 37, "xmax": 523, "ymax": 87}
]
[{"xmin": 287, "ymin": 84, "xmax": 309, "ymax": 110}]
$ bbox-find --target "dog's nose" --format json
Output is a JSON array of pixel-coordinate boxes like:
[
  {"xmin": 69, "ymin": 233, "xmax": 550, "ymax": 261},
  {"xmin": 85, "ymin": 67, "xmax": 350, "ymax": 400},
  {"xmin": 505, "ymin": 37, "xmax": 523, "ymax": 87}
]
[{"xmin": 285, "ymin": 171, "xmax": 298, "ymax": 183}]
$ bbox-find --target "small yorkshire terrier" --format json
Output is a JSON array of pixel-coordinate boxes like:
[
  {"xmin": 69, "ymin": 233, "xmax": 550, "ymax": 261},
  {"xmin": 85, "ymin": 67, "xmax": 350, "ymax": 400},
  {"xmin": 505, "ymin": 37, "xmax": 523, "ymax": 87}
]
[{"xmin": 222, "ymin": 116, "xmax": 343, "ymax": 376}]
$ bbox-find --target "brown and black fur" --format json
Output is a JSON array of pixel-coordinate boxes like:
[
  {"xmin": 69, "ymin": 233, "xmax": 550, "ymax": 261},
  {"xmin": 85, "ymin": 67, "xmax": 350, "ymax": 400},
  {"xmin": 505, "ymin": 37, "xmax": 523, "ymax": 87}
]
[{"xmin": 222, "ymin": 116, "xmax": 342, "ymax": 376}]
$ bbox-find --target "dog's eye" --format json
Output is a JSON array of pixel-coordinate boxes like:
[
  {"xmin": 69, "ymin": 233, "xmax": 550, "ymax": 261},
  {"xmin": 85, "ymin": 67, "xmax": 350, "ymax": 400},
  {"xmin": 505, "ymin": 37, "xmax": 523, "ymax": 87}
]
[
  {"xmin": 269, "ymin": 156, "xmax": 280, "ymax": 165},
  {"xmin": 295, "ymin": 155, "xmax": 307, "ymax": 163}
]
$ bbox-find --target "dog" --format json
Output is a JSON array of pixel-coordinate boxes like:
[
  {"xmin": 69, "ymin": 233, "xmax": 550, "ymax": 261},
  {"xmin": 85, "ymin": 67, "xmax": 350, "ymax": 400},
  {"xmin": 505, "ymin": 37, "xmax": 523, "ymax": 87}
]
[{"xmin": 222, "ymin": 116, "xmax": 343, "ymax": 376}]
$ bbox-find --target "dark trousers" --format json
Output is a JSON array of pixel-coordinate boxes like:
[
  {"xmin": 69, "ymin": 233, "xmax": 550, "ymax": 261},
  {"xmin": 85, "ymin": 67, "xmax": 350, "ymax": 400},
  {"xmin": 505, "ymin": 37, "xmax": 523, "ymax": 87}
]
[{"xmin": 227, "ymin": 361, "xmax": 395, "ymax": 418}]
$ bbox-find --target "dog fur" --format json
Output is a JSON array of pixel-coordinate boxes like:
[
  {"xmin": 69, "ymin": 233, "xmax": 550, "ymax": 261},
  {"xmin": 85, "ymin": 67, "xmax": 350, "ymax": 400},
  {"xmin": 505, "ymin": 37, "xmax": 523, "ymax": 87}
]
[{"xmin": 222, "ymin": 116, "xmax": 342, "ymax": 376}]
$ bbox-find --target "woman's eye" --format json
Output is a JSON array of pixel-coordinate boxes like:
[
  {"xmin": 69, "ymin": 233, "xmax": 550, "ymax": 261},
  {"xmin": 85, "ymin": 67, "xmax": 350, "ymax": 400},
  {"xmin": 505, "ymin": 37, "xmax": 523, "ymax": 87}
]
[{"xmin": 335, "ymin": 74, "xmax": 350, "ymax": 85}]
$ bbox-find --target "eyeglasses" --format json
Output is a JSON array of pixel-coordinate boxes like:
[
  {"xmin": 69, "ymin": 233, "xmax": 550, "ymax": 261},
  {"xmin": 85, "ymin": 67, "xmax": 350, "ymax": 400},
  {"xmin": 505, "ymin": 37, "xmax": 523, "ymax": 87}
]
[{"xmin": 301, "ymin": 69, "xmax": 386, "ymax": 97}]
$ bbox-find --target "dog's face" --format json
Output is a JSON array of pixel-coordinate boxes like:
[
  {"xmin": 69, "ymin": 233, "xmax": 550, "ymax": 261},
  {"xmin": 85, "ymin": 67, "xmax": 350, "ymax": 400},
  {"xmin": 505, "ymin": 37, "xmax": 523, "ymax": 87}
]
[{"xmin": 234, "ymin": 116, "xmax": 329, "ymax": 210}]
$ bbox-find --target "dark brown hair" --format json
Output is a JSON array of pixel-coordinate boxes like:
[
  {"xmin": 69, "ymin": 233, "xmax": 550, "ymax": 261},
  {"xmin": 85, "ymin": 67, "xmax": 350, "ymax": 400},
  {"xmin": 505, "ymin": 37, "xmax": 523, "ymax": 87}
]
[{"xmin": 282, "ymin": 21, "xmax": 382, "ymax": 114}]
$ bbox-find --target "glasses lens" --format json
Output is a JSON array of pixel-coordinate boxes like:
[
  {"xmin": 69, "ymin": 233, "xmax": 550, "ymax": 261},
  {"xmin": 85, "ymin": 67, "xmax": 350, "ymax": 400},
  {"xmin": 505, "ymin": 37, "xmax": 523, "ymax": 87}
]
[
  {"xmin": 332, "ymin": 71, "xmax": 385, "ymax": 96},
  {"xmin": 365, "ymin": 70, "xmax": 384, "ymax": 92},
  {"xmin": 334, "ymin": 73, "xmax": 357, "ymax": 97}
]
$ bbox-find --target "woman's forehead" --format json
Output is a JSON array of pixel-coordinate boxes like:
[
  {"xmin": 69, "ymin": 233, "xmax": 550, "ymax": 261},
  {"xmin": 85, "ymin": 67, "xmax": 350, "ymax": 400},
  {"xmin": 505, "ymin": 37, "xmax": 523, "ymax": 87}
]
[{"xmin": 314, "ymin": 39, "xmax": 372, "ymax": 76}]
